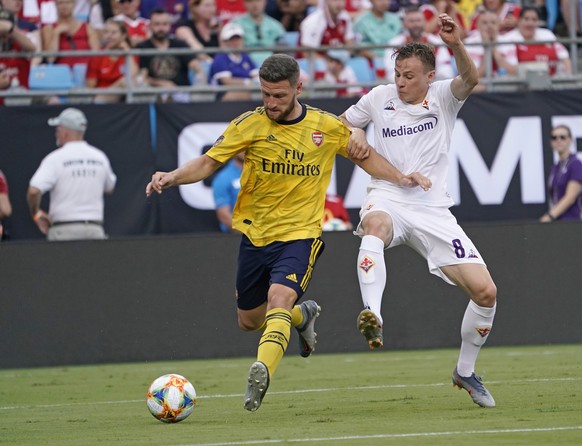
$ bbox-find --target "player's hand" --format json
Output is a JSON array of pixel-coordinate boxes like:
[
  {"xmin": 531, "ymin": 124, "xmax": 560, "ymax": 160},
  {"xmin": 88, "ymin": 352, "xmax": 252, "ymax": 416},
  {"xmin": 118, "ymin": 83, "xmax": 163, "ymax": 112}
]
[
  {"xmin": 401, "ymin": 172, "xmax": 432, "ymax": 191},
  {"xmin": 146, "ymin": 171, "xmax": 174, "ymax": 196},
  {"xmin": 347, "ymin": 128, "xmax": 371, "ymax": 160},
  {"xmin": 438, "ymin": 14, "xmax": 461, "ymax": 47}
]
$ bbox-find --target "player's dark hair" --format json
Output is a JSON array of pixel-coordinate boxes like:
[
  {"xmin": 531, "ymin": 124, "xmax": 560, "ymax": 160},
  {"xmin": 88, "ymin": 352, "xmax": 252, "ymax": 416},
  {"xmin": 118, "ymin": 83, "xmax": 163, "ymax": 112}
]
[
  {"xmin": 259, "ymin": 54, "xmax": 300, "ymax": 86},
  {"xmin": 393, "ymin": 42, "xmax": 436, "ymax": 72}
]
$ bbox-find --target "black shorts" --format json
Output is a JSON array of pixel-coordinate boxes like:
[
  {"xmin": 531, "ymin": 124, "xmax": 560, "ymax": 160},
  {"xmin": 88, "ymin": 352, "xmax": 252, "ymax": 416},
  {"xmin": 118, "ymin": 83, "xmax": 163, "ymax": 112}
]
[{"xmin": 236, "ymin": 235, "xmax": 325, "ymax": 310}]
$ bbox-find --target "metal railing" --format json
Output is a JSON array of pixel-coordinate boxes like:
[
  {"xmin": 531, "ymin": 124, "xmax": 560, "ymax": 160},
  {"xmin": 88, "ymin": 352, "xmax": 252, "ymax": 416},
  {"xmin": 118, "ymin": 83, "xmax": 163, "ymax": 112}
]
[{"xmin": 2, "ymin": 35, "xmax": 582, "ymax": 104}]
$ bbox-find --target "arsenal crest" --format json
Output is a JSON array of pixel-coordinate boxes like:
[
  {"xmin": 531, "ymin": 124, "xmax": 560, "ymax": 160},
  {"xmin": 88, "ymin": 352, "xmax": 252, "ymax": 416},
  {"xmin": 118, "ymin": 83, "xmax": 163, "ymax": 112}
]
[{"xmin": 312, "ymin": 131, "xmax": 323, "ymax": 146}]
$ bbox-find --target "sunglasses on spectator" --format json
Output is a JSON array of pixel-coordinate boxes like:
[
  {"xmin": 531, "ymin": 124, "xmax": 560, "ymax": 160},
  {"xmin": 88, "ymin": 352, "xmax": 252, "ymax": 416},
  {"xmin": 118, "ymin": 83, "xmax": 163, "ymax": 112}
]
[
  {"xmin": 551, "ymin": 134, "xmax": 569, "ymax": 140},
  {"xmin": 117, "ymin": 0, "xmax": 134, "ymax": 3}
]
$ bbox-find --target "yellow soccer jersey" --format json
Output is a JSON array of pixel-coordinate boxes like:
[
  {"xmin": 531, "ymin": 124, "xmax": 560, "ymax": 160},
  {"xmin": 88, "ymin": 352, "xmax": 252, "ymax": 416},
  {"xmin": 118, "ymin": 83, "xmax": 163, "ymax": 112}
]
[{"xmin": 206, "ymin": 103, "xmax": 350, "ymax": 246}]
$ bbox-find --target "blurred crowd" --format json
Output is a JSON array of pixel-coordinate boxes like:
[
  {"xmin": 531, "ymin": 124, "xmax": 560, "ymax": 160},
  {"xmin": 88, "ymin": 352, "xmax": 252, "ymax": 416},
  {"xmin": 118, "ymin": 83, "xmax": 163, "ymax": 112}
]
[{"xmin": 0, "ymin": 0, "xmax": 580, "ymax": 103}]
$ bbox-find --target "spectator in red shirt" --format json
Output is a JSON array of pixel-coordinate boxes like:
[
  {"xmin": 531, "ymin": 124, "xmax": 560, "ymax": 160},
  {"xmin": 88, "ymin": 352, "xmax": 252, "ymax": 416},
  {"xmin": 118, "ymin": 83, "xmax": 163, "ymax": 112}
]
[
  {"xmin": 113, "ymin": 0, "xmax": 150, "ymax": 47},
  {"xmin": 216, "ymin": 0, "xmax": 246, "ymax": 24},
  {"xmin": 470, "ymin": 0, "xmax": 520, "ymax": 34},
  {"xmin": 86, "ymin": 19, "xmax": 138, "ymax": 103},
  {"xmin": 500, "ymin": 6, "xmax": 571, "ymax": 77},
  {"xmin": 41, "ymin": 0, "xmax": 100, "ymax": 68},
  {"xmin": 299, "ymin": 0, "xmax": 355, "ymax": 59},
  {"xmin": 0, "ymin": 0, "xmax": 38, "ymax": 92}
]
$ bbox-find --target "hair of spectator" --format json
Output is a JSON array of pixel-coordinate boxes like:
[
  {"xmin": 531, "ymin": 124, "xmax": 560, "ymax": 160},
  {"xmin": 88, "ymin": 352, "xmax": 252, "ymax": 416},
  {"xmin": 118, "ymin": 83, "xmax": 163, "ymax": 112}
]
[
  {"xmin": 403, "ymin": 5, "xmax": 421, "ymax": 14},
  {"xmin": 552, "ymin": 124, "xmax": 572, "ymax": 138},
  {"xmin": 149, "ymin": 7, "xmax": 169, "ymax": 16},
  {"xmin": 106, "ymin": 18, "xmax": 131, "ymax": 47},
  {"xmin": 259, "ymin": 54, "xmax": 300, "ymax": 86},
  {"xmin": 519, "ymin": 6, "xmax": 540, "ymax": 19},
  {"xmin": 394, "ymin": 42, "xmax": 436, "ymax": 71}
]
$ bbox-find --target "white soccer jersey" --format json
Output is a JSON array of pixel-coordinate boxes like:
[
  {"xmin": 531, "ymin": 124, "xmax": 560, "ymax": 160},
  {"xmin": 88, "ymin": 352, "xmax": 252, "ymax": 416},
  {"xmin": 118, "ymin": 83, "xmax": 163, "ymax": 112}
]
[
  {"xmin": 29, "ymin": 141, "xmax": 117, "ymax": 222},
  {"xmin": 345, "ymin": 79, "xmax": 464, "ymax": 207}
]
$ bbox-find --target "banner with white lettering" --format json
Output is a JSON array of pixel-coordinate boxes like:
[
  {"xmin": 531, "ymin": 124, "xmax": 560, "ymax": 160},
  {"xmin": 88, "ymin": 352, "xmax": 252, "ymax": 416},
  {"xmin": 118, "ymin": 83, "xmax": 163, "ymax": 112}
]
[
  {"xmin": 1, "ymin": 91, "xmax": 580, "ymax": 240},
  {"xmin": 153, "ymin": 92, "xmax": 581, "ymax": 231}
]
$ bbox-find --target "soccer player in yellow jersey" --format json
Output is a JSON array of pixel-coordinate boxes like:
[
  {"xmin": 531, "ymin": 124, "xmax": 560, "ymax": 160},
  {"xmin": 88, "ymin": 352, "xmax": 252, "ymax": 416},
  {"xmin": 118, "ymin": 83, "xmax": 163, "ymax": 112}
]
[{"xmin": 146, "ymin": 53, "xmax": 431, "ymax": 412}]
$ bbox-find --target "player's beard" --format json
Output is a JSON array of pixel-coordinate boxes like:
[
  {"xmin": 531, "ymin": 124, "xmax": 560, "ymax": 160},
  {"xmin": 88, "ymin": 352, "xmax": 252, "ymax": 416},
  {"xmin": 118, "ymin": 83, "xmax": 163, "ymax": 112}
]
[{"xmin": 266, "ymin": 94, "xmax": 297, "ymax": 122}]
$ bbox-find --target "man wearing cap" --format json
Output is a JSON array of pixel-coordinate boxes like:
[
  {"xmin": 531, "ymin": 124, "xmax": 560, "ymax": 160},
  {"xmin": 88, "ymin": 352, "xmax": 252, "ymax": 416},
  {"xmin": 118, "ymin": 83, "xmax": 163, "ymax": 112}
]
[
  {"xmin": 209, "ymin": 21, "xmax": 258, "ymax": 101},
  {"xmin": 27, "ymin": 108, "xmax": 117, "ymax": 241}
]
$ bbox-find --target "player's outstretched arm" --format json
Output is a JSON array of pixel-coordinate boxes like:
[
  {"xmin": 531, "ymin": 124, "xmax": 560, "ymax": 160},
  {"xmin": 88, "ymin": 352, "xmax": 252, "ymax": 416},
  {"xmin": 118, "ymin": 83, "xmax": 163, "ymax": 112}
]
[
  {"xmin": 439, "ymin": 13, "xmax": 478, "ymax": 100},
  {"xmin": 353, "ymin": 150, "xmax": 431, "ymax": 189},
  {"xmin": 146, "ymin": 154, "xmax": 223, "ymax": 196}
]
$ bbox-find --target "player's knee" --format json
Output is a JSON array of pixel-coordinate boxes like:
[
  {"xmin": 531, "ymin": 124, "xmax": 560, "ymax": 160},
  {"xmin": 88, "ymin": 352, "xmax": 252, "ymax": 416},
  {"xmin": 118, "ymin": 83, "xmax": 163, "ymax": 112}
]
[
  {"xmin": 362, "ymin": 213, "xmax": 393, "ymax": 243},
  {"xmin": 237, "ymin": 316, "xmax": 259, "ymax": 331},
  {"xmin": 473, "ymin": 280, "xmax": 497, "ymax": 308}
]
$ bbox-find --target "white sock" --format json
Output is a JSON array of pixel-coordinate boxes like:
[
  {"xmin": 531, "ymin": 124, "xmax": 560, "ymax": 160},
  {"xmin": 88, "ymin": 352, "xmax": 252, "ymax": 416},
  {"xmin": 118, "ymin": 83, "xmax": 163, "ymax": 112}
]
[
  {"xmin": 457, "ymin": 300, "xmax": 496, "ymax": 377},
  {"xmin": 357, "ymin": 235, "xmax": 386, "ymax": 324}
]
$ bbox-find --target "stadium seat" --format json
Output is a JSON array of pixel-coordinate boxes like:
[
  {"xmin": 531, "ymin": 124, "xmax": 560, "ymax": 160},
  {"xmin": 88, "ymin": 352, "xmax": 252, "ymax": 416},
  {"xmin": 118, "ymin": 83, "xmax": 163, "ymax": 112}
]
[
  {"xmin": 71, "ymin": 63, "xmax": 87, "ymax": 88},
  {"xmin": 189, "ymin": 60, "xmax": 212, "ymax": 85},
  {"xmin": 348, "ymin": 57, "xmax": 374, "ymax": 83},
  {"xmin": 280, "ymin": 31, "xmax": 299, "ymax": 48},
  {"xmin": 297, "ymin": 58, "xmax": 325, "ymax": 80},
  {"xmin": 29, "ymin": 64, "xmax": 73, "ymax": 90}
]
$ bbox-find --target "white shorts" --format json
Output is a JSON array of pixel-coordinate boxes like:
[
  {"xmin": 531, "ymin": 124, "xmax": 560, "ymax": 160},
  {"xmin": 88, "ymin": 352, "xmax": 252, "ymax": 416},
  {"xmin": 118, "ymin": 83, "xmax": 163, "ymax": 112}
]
[{"xmin": 355, "ymin": 192, "xmax": 486, "ymax": 285}]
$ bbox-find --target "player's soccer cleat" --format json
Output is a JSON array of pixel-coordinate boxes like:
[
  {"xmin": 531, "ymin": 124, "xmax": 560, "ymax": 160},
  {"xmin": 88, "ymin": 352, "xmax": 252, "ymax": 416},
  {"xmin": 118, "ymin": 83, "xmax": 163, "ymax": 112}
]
[
  {"xmin": 296, "ymin": 300, "xmax": 321, "ymax": 358},
  {"xmin": 357, "ymin": 309, "xmax": 383, "ymax": 349},
  {"xmin": 243, "ymin": 361, "xmax": 270, "ymax": 412},
  {"xmin": 452, "ymin": 367, "xmax": 496, "ymax": 408}
]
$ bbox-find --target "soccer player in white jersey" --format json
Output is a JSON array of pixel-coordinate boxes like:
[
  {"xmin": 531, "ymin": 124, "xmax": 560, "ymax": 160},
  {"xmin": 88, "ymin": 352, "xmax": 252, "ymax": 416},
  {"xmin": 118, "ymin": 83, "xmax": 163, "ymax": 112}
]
[{"xmin": 340, "ymin": 14, "xmax": 498, "ymax": 408}]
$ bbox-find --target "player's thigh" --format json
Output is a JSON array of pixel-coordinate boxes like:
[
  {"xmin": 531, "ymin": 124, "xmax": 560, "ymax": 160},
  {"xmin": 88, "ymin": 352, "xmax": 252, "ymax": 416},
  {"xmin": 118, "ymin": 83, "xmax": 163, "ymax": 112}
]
[
  {"xmin": 236, "ymin": 236, "xmax": 271, "ymax": 311},
  {"xmin": 355, "ymin": 194, "xmax": 397, "ymax": 245},
  {"xmin": 406, "ymin": 207, "xmax": 486, "ymax": 284},
  {"xmin": 235, "ymin": 236, "xmax": 325, "ymax": 312},
  {"xmin": 269, "ymin": 237, "xmax": 325, "ymax": 302},
  {"xmin": 440, "ymin": 263, "xmax": 497, "ymax": 307}
]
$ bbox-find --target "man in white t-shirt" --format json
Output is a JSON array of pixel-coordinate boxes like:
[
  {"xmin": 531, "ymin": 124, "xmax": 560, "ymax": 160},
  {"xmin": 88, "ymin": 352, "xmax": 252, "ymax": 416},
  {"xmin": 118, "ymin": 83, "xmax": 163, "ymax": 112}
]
[
  {"xmin": 27, "ymin": 108, "xmax": 117, "ymax": 241},
  {"xmin": 341, "ymin": 14, "xmax": 498, "ymax": 408}
]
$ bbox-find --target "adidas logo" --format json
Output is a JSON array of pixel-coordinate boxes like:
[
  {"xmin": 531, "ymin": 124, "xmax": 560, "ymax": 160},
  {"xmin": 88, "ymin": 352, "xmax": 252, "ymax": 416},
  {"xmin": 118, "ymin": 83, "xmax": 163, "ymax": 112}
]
[
  {"xmin": 267, "ymin": 134, "xmax": 277, "ymax": 142},
  {"xmin": 285, "ymin": 273, "xmax": 297, "ymax": 283}
]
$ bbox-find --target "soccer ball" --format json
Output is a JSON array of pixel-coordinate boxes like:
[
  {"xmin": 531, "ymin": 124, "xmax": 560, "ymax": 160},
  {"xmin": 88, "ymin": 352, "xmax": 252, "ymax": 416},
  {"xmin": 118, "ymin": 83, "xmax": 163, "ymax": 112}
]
[{"xmin": 146, "ymin": 374, "xmax": 196, "ymax": 423}]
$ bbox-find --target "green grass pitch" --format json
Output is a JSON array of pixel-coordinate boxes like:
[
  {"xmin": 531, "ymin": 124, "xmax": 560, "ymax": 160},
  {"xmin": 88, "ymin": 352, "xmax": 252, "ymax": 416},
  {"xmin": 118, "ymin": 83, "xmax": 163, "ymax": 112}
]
[{"xmin": 1, "ymin": 345, "xmax": 581, "ymax": 446}]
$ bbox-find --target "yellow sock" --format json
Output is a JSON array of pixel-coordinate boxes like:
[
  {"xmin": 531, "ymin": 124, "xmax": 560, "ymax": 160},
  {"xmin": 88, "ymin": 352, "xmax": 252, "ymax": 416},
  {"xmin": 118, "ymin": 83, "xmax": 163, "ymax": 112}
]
[
  {"xmin": 291, "ymin": 305, "xmax": 303, "ymax": 328},
  {"xmin": 257, "ymin": 308, "xmax": 291, "ymax": 377}
]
